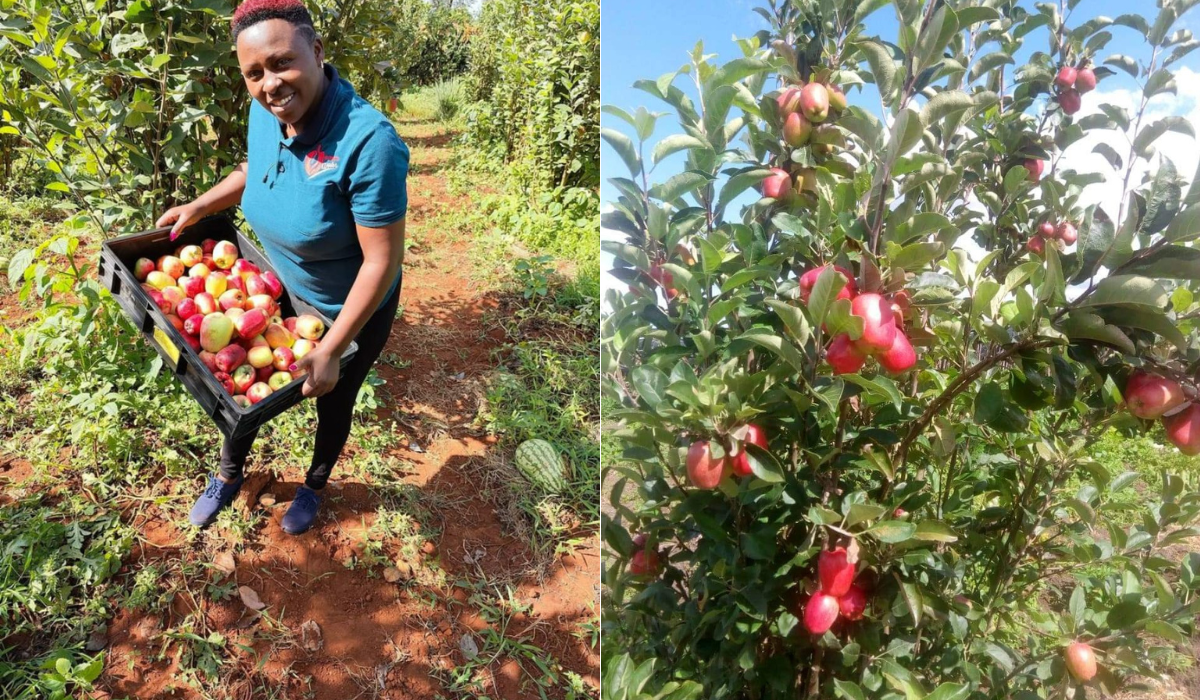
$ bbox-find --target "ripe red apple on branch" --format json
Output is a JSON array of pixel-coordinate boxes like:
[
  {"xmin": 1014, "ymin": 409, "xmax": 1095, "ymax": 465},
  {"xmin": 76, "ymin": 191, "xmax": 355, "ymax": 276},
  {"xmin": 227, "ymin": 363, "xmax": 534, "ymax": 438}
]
[
  {"xmin": 686, "ymin": 441, "xmax": 728, "ymax": 489},
  {"xmin": 1065, "ymin": 641, "xmax": 1098, "ymax": 682},
  {"xmin": 803, "ymin": 592, "xmax": 840, "ymax": 634},
  {"xmin": 730, "ymin": 423, "xmax": 768, "ymax": 477},
  {"xmin": 817, "ymin": 547, "xmax": 856, "ymax": 597}
]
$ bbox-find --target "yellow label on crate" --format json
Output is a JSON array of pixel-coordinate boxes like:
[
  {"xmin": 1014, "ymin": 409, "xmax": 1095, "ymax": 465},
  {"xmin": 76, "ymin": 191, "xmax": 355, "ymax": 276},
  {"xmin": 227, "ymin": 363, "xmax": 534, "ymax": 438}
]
[{"xmin": 153, "ymin": 326, "xmax": 180, "ymax": 366}]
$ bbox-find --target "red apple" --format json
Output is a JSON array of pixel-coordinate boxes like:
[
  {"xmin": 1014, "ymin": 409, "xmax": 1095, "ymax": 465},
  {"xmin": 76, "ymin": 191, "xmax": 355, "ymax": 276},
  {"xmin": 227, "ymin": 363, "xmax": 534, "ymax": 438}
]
[
  {"xmin": 827, "ymin": 85, "xmax": 847, "ymax": 113},
  {"xmin": 1125, "ymin": 371, "xmax": 1185, "ymax": 419},
  {"xmin": 1028, "ymin": 236, "xmax": 1046, "ymax": 255},
  {"xmin": 226, "ymin": 275, "xmax": 246, "ymax": 295},
  {"xmin": 256, "ymin": 365, "xmax": 274, "ymax": 383},
  {"xmin": 246, "ymin": 382, "xmax": 273, "ymax": 404},
  {"xmin": 686, "ymin": 441, "xmax": 728, "ymax": 489},
  {"xmin": 804, "ymin": 592, "xmax": 840, "ymax": 634},
  {"xmin": 272, "ymin": 346, "xmax": 295, "ymax": 372},
  {"xmin": 294, "ymin": 314, "xmax": 325, "ymax": 341},
  {"xmin": 231, "ymin": 259, "xmax": 260, "ymax": 280},
  {"xmin": 799, "ymin": 83, "xmax": 829, "ymax": 123},
  {"xmin": 233, "ymin": 308, "xmax": 270, "ymax": 339},
  {"xmin": 245, "ymin": 274, "xmax": 270, "ymax": 298},
  {"xmin": 1056, "ymin": 221, "xmax": 1078, "ymax": 245},
  {"xmin": 264, "ymin": 323, "xmax": 295, "ymax": 349},
  {"xmin": 731, "ymin": 424, "xmax": 768, "ymax": 477},
  {"xmin": 146, "ymin": 288, "xmax": 171, "ymax": 315},
  {"xmin": 827, "ymin": 334, "xmax": 866, "ymax": 374},
  {"xmin": 818, "ymin": 547, "xmax": 856, "ymax": 596},
  {"xmin": 178, "ymin": 276, "xmax": 205, "ymax": 298},
  {"xmin": 1164, "ymin": 403, "xmax": 1200, "ymax": 455},
  {"xmin": 284, "ymin": 317, "xmax": 298, "ymax": 334},
  {"xmin": 776, "ymin": 86, "xmax": 802, "ymax": 116},
  {"xmin": 762, "ymin": 168, "xmax": 792, "ymax": 200},
  {"xmin": 799, "ymin": 265, "xmax": 856, "ymax": 303},
  {"xmin": 247, "ymin": 345, "xmax": 275, "ymax": 369},
  {"xmin": 878, "ymin": 329, "xmax": 916, "ymax": 373},
  {"xmin": 133, "ymin": 258, "xmax": 156, "ymax": 281},
  {"xmin": 199, "ymin": 312, "xmax": 235, "ymax": 353},
  {"xmin": 212, "ymin": 240, "xmax": 238, "ymax": 270},
  {"xmin": 213, "ymin": 370, "xmax": 235, "ymax": 395},
  {"xmin": 246, "ymin": 294, "xmax": 277, "ymax": 317},
  {"xmin": 1055, "ymin": 66, "xmax": 1078, "ymax": 90},
  {"xmin": 1075, "ymin": 67, "xmax": 1097, "ymax": 93},
  {"xmin": 188, "ymin": 263, "xmax": 211, "ymax": 279},
  {"xmin": 838, "ymin": 584, "xmax": 867, "ymax": 621},
  {"xmin": 200, "ymin": 238, "xmax": 217, "ymax": 254},
  {"xmin": 233, "ymin": 395, "xmax": 252, "ymax": 409},
  {"xmin": 182, "ymin": 335, "xmax": 202, "ymax": 352},
  {"xmin": 215, "ymin": 344, "xmax": 247, "ymax": 373},
  {"xmin": 157, "ymin": 255, "xmax": 186, "ymax": 279},
  {"xmin": 176, "ymin": 298, "xmax": 199, "ymax": 321},
  {"xmin": 165, "ymin": 314, "xmax": 184, "ymax": 333},
  {"xmin": 198, "ymin": 351, "xmax": 218, "ymax": 373},
  {"xmin": 194, "ymin": 292, "xmax": 218, "ymax": 316},
  {"xmin": 161, "ymin": 286, "xmax": 186, "ymax": 312},
  {"xmin": 850, "ymin": 293, "xmax": 897, "ymax": 352},
  {"xmin": 261, "ymin": 271, "xmax": 284, "ymax": 299},
  {"xmin": 232, "ymin": 364, "xmax": 256, "ymax": 394},
  {"xmin": 629, "ymin": 533, "xmax": 660, "ymax": 577},
  {"xmin": 1038, "ymin": 221, "xmax": 1056, "ymax": 238},
  {"xmin": 1023, "ymin": 158, "xmax": 1044, "ymax": 183},
  {"xmin": 1059, "ymin": 89, "xmax": 1082, "ymax": 115},
  {"xmin": 1065, "ymin": 641, "xmax": 1097, "ymax": 682},
  {"xmin": 218, "ymin": 289, "xmax": 246, "ymax": 312},
  {"xmin": 783, "ymin": 111, "xmax": 812, "ymax": 147},
  {"xmin": 183, "ymin": 313, "xmax": 204, "ymax": 337},
  {"xmin": 291, "ymin": 338, "xmax": 316, "ymax": 360}
]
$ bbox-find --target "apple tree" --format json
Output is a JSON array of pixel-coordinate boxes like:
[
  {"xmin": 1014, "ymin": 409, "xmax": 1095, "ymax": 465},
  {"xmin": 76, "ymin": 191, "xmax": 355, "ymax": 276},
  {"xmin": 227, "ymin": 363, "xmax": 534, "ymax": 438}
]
[{"xmin": 600, "ymin": 0, "xmax": 1200, "ymax": 698}]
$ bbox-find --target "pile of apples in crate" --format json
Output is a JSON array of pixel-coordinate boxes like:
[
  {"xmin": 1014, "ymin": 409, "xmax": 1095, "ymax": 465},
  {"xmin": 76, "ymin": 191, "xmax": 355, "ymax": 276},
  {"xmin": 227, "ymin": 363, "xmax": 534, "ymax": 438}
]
[{"xmin": 133, "ymin": 238, "xmax": 327, "ymax": 408}]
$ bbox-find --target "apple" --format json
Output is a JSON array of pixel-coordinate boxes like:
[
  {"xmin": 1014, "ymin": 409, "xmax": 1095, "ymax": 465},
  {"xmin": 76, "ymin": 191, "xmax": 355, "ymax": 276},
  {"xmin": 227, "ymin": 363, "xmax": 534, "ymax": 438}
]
[
  {"xmin": 226, "ymin": 275, "xmax": 246, "ymax": 295},
  {"xmin": 146, "ymin": 271, "xmax": 175, "ymax": 291},
  {"xmin": 294, "ymin": 314, "xmax": 325, "ymax": 340},
  {"xmin": 267, "ymin": 371, "xmax": 294, "ymax": 390},
  {"xmin": 233, "ymin": 395, "xmax": 252, "ymax": 409},
  {"xmin": 245, "ymin": 274, "xmax": 270, "ymax": 298},
  {"xmin": 212, "ymin": 240, "xmax": 238, "ymax": 269},
  {"xmin": 247, "ymin": 345, "xmax": 275, "ymax": 369},
  {"xmin": 1055, "ymin": 65, "xmax": 1078, "ymax": 89},
  {"xmin": 1056, "ymin": 221, "xmax": 1078, "ymax": 245},
  {"xmin": 214, "ymin": 370, "xmax": 235, "ymax": 395},
  {"xmin": 1038, "ymin": 221, "xmax": 1056, "ymax": 238},
  {"xmin": 231, "ymin": 259, "xmax": 260, "ymax": 280},
  {"xmin": 284, "ymin": 317, "xmax": 298, "ymax": 334},
  {"xmin": 291, "ymin": 338, "xmax": 316, "ymax": 360},
  {"xmin": 272, "ymin": 346, "xmax": 296, "ymax": 372},
  {"xmin": 686, "ymin": 441, "xmax": 728, "ymax": 489},
  {"xmin": 247, "ymin": 334, "xmax": 269, "ymax": 348},
  {"xmin": 188, "ymin": 263, "xmax": 211, "ymax": 279},
  {"xmin": 256, "ymin": 365, "xmax": 274, "ymax": 383},
  {"xmin": 219, "ymin": 289, "xmax": 246, "ymax": 312},
  {"xmin": 215, "ymin": 345, "xmax": 248, "ymax": 373},
  {"xmin": 799, "ymin": 265, "xmax": 856, "ymax": 303},
  {"xmin": 182, "ymin": 335, "xmax": 202, "ymax": 352},
  {"xmin": 878, "ymin": 329, "xmax": 916, "ymax": 373},
  {"xmin": 200, "ymin": 313, "xmax": 235, "ymax": 353},
  {"xmin": 776, "ymin": 86, "xmax": 802, "ymax": 115},
  {"xmin": 1027, "ymin": 235, "xmax": 1046, "ymax": 255},
  {"xmin": 232, "ymin": 364, "xmax": 256, "ymax": 394},
  {"xmin": 178, "ymin": 245, "xmax": 204, "ymax": 267},
  {"xmin": 224, "ymin": 308, "xmax": 245, "ymax": 324},
  {"xmin": 827, "ymin": 334, "xmax": 866, "ymax": 375},
  {"xmin": 838, "ymin": 584, "xmax": 867, "ymax": 621},
  {"xmin": 827, "ymin": 84, "xmax": 847, "ymax": 112},
  {"xmin": 804, "ymin": 592, "xmax": 840, "ymax": 634},
  {"xmin": 629, "ymin": 533, "xmax": 660, "ymax": 577},
  {"xmin": 146, "ymin": 288, "xmax": 172, "ymax": 315},
  {"xmin": 233, "ymin": 308, "xmax": 270, "ymax": 339},
  {"xmin": 1023, "ymin": 158, "xmax": 1044, "ymax": 183},
  {"xmin": 205, "ymin": 271, "xmax": 228, "ymax": 298},
  {"xmin": 1059, "ymin": 88, "xmax": 1082, "ymax": 115},
  {"xmin": 1065, "ymin": 641, "xmax": 1098, "ymax": 682},
  {"xmin": 161, "ymin": 286, "xmax": 186, "ymax": 310},
  {"xmin": 201, "ymin": 238, "xmax": 217, "ymax": 254},
  {"xmin": 157, "ymin": 255, "xmax": 186, "ymax": 279},
  {"xmin": 183, "ymin": 313, "xmax": 204, "ymax": 336},
  {"xmin": 1164, "ymin": 403, "xmax": 1200, "ymax": 455},
  {"xmin": 783, "ymin": 112, "xmax": 811, "ymax": 147},
  {"xmin": 194, "ymin": 292, "xmax": 218, "ymax": 316},
  {"xmin": 850, "ymin": 293, "xmax": 897, "ymax": 352},
  {"xmin": 264, "ymin": 323, "xmax": 295, "ymax": 349},
  {"xmin": 175, "ymin": 298, "xmax": 199, "ymax": 322},
  {"xmin": 894, "ymin": 507, "xmax": 908, "ymax": 518},
  {"xmin": 246, "ymin": 294, "xmax": 277, "ymax": 316},
  {"xmin": 818, "ymin": 547, "xmax": 856, "ymax": 596},
  {"xmin": 246, "ymin": 382, "xmax": 274, "ymax": 404},
  {"xmin": 1075, "ymin": 67, "xmax": 1097, "ymax": 93},
  {"xmin": 731, "ymin": 424, "xmax": 768, "ymax": 477},
  {"xmin": 762, "ymin": 168, "xmax": 792, "ymax": 201},
  {"xmin": 165, "ymin": 314, "xmax": 185, "ymax": 333},
  {"xmin": 1125, "ymin": 371, "xmax": 1186, "ymax": 419},
  {"xmin": 198, "ymin": 351, "xmax": 219, "ymax": 373},
  {"xmin": 799, "ymin": 83, "xmax": 829, "ymax": 123},
  {"xmin": 133, "ymin": 258, "xmax": 156, "ymax": 281},
  {"xmin": 201, "ymin": 256, "xmax": 216, "ymax": 270},
  {"xmin": 178, "ymin": 276, "xmax": 205, "ymax": 298},
  {"xmin": 260, "ymin": 271, "xmax": 284, "ymax": 299}
]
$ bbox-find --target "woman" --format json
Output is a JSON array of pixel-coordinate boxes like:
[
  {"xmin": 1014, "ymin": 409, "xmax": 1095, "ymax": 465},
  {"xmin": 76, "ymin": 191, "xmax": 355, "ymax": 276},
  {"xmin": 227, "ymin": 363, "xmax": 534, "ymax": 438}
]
[{"xmin": 156, "ymin": 0, "xmax": 409, "ymax": 535}]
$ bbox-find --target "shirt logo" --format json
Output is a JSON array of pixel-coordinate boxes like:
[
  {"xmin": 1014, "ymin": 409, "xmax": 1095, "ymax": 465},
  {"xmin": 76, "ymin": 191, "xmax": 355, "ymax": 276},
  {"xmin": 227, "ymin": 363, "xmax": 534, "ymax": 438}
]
[{"xmin": 303, "ymin": 145, "xmax": 340, "ymax": 178}]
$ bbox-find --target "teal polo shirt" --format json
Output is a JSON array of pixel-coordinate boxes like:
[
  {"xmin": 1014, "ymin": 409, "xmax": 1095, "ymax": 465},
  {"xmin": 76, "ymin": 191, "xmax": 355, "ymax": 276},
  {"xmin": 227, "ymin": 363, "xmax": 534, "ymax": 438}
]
[{"xmin": 241, "ymin": 62, "xmax": 408, "ymax": 320}]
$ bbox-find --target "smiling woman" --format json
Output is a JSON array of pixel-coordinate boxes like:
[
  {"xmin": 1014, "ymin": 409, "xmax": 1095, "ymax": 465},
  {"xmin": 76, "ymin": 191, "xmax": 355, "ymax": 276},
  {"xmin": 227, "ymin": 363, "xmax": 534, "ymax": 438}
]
[{"xmin": 154, "ymin": 0, "xmax": 410, "ymax": 537}]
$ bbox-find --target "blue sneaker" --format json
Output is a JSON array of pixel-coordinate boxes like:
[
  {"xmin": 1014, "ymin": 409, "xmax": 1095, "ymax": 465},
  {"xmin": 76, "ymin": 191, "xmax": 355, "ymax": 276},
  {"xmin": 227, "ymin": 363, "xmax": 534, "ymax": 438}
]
[
  {"xmin": 281, "ymin": 486, "xmax": 322, "ymax": 535},
  {"xmin": 189, "ymin": 474, "xmax": 244, "ymax": 528}
]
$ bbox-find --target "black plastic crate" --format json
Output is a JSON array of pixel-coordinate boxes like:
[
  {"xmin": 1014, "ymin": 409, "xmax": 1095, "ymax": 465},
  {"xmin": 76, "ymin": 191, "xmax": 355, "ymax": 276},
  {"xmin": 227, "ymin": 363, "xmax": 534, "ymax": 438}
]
[{"xmin": 98, "ymin": 214, "xmax": 358, "ymax": 440}]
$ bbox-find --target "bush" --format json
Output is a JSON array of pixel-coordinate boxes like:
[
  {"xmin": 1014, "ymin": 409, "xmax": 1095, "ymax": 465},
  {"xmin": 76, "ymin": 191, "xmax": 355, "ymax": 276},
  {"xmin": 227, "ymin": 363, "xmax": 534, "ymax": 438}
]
[{"xmin": 601, "ymin": 1, "xmax": 1200, "ymax": 698}]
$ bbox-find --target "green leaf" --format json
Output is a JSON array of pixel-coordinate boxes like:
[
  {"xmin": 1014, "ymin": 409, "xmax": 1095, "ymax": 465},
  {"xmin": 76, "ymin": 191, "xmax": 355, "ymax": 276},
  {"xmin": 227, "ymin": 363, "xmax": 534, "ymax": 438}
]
[
  {"xmin": 1080, "ymin": 275, "xmax": 1168, "ymax": 309},
  {"xmin": 743, "ymin": 444, "xmax": 786, "ymax": 483},
  {"xmin": 897, "ymin": 582, "xmax": 924, "ymax": 628},
  {"xmin": 925, "ymin": 684, "xmax": 970, "ymax": 700},
  {"xmin": 807, "ymin": 267, "xmax": 847, "ymax": 330},
  {"xmin": 739, "ymin": 327, "xmax": 807, "ymax": 373},
  {"xmin": 651, "ymin": 134, "xmax": 710, "ymax": 166},
  {"xmin": 890, "ymin": 241, "xmax": 946, "ymax": 271},
  {"xmin": 824, "ymin": 298, "xmax": 865, "ymax": 340},
  {"xmin": 846, "ymin": 503, "xmax": 887, "ymax": 528},
  {"xmin": 706, "ymin": 57, "xmax": 773, "ymax": 88},
  {"xmin": 1107, "ymin": 600, "xmax": 1146, "ymax": 628},
  {"xmin": 765, "ymin": 299, "xmax": 811, "ymax": 346},
  {"xmin": 842, "ymin": 374, "xmax": 903, "ymax": 410},
  {"xmin": 1104, "ymin": 54, "xmax": 1139, "ymax": 77},
  {"xmin": 919, "ymin": 90, "xmax": 973, "ymax": 128},
  {"xmin": 1164, "ymin": 206, "xmax": 1200, "ymax": 242},
  {"xmin": 7, "ymin": 249, "xmax": 33, "ymax": 290},
  {"xmin": 1103, "ymin": 307, "xmax": 1187, "ymax": 351},
  {"xmin": 649, "ymin": 171, "xmax": 712, "ymax": 203},
  {"xmin": 1059, "ymin": 312, "xmax": 1136, "ymax": 354},
  {"xmin": 867, "ymin": 520, "xmax": 916, "ymax": 543},
  {"xmin": 631, "ymin": 366, "xmax": 669, "ymax": 409},
  {"xmin": 914, "ymin": 521, "xmax": 958, "ymax": 542},
  {"xmin": 833, "ymin": 680, "xmax": 868, "ymax": 700},
  {"xmin": 1133, "ymin": 116, "xmax": 1195, "ymax": 157},
  {"xmin": 1145, "ymin": 620, "xmax": 1187, "ymax": 644},
  {"xmin": 602, "ymin": 128, "xmax": 642, "ymax": 178},
  {"xmin": 858, "ymin": 39, "xmax": 897, "ymax": 101}
]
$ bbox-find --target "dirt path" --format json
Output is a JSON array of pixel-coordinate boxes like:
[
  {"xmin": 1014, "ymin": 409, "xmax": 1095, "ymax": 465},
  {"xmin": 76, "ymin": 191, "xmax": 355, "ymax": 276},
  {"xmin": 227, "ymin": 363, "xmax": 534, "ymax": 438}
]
[{"xmin": 0, "ymin": 116, "xmax": 597, "ymax": 699}]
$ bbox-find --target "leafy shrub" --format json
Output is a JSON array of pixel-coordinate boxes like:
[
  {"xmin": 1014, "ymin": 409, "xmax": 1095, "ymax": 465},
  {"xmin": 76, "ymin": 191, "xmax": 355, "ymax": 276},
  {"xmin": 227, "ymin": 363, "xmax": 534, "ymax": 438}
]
[{"xmin": 601, "ymin": 1, "xmax": 1200, "ymax": 698}]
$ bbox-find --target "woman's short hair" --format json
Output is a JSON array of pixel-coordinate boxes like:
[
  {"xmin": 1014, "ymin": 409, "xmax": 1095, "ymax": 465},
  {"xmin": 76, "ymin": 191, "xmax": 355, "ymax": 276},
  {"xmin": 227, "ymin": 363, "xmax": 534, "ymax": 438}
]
[{"xmin": 231, "ymin": 0, "xmax": 317, "ymax": 43}]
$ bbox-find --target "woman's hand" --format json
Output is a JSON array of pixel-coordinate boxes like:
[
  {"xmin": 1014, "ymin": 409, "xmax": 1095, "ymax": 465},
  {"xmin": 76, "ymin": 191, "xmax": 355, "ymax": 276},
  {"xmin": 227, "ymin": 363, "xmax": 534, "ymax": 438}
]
[
  {"xmin": 155, "ymin": 201, "xmax": 209, "ymax": 241},
  {"xmin": 292, "ymin": 346, "xmax": 340, "ymax": 398}
]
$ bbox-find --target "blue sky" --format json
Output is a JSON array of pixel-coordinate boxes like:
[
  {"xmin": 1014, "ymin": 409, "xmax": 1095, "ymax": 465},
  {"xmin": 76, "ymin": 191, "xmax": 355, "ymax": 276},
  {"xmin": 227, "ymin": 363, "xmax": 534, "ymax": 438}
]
[{"xmin": 600, "ymin": 0, "xmax": 1200, "ymax": 216}]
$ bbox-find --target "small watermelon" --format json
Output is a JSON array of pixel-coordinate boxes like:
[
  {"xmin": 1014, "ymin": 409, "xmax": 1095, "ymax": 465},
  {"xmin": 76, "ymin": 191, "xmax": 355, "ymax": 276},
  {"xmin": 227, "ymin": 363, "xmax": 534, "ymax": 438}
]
[{"xmin": 514, "ymin": 439, "xmax": 569, "ymax": 494}]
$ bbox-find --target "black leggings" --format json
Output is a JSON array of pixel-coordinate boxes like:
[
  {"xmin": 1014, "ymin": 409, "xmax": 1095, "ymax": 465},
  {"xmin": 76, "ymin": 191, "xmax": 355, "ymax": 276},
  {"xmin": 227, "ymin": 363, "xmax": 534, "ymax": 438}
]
[{"xmin": 219, "ymin": 281, "xmax": 401, "ymax": 489}]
